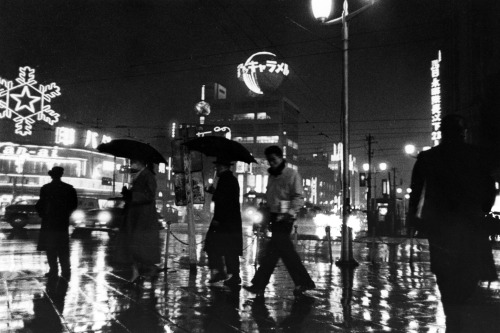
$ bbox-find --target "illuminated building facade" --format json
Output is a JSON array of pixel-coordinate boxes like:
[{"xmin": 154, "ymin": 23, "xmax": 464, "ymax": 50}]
[
  {"xmin": 207, "ymin": 94, "xmax": 322, "ymax": 204},
  {"xmin": 0, "ymin": 121, "xmax": 127, "ymax": 211}
]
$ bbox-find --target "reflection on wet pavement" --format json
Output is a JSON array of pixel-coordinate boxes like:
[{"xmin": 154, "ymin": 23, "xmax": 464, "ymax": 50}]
[{"xmin": 0, "ymin": 223, "xmax": 499, "ymax": 332}]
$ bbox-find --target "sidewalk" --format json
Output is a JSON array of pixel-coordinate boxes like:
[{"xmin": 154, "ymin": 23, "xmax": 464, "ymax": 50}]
[{"xmin": 0, "ymin": 224, "xmax": 499, "ymax": 332}]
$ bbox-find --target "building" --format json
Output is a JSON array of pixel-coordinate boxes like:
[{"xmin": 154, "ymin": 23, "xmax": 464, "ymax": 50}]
[
  {"xmin": 206, "ymin": 94, "xmax": 300, "ymax": 200},
  {"xmin": 0, "ymin": 121, "xmax": 127, "ymax": 214}
]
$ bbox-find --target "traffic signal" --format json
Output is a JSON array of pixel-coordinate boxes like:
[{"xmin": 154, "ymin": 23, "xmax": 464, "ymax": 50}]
[{"xmin": 359, "ymin": 173, "xmax": 366, "ymax": 187}]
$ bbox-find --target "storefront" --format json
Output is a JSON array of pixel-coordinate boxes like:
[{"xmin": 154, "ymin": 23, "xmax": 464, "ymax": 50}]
[{"xmin": 0, "ymin": 122, "xmax": 127, "ymax": 213}]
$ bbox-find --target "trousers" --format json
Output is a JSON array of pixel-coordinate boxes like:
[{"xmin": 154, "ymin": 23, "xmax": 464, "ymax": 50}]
[
  {"xmin": 46, "ymin": 246, "xmax": 70, "ymax": 275},
  {"xmin": 251, "ymin": 222, "xmax": 313, "ymax": 289},
  {"xmin": 207, "ymin": 252, "xmax": 240, "ymax": 276}
]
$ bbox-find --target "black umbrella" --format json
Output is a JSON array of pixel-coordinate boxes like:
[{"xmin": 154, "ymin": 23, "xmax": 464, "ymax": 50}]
[
  {"xmin": 97, "ymin": 139, "xmax": 167, "ymax": 164},
  {"xmin": 182, "ymin": 136, "xmax": 257, "ymax": 164}
]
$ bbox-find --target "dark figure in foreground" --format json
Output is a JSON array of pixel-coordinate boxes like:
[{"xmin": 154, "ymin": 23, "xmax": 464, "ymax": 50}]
[
  {"xmin": 244, "ymin": 145, "xmax": 315, "ymax": 296},
  {"xmin": 35, "ymin": 166, "xmax": 78, "ymax": 279},
  {"xmin": 408, "ymin": 114, "xmax": 497, "ymax": 332},
  {"xmin": 204, "ymin": 157, "xmax": 243, "ymax": 287},
  {"xmin": 119, "ymin": 159, "xmax": 161, "ymax": 286}
]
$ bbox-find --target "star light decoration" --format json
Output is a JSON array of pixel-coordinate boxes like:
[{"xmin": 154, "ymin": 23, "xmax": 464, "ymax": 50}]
[{"xmin": 0, "ymin": 66, "xmax": 61, "ymax": 136}]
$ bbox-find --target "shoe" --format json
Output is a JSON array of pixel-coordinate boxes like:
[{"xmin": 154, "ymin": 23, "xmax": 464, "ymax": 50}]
[
  {"xmin": 243, "ymin": 285, "xmax": 265, "ymax": 296},
  {"xmin": 293, "ymin": 282, "xmax": 316, "ymax": 296},
  {"xmin": 208, "ymin": 273, "xmax": 227, "ymax": 284},
  {"xmin": 223, "ymin": 276, "xmax": 242, "ymax": 287}
]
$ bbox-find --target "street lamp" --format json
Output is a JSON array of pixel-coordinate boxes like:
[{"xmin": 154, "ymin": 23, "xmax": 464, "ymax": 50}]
[{"xmin": 311, "ymin": 0, "xmax": 375, "ymax": 267}]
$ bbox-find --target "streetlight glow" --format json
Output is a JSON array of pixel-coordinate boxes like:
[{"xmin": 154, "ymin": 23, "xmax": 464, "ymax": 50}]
[
  {"xmin": 404, "ymin": 144, "xmax": 416, "ymax": 155},
  {"xmin": 311, "ymin": 0, "xmax": 333, "ymax": 22},
  {"xmin": 362, "ymin": 163, "xmax": 369, "ymax": 171},
  {"xmin": 379, "ymin": 162, "xmax": 387, "ymax": 171}
]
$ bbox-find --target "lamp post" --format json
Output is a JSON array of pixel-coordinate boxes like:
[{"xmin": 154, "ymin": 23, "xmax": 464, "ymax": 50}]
[{"xmin": 312, "ymin": 0, "xmax": 374, "ymax": 266}]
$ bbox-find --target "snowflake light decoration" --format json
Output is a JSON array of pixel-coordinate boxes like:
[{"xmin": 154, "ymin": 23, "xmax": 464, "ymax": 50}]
[{"xmin": 0, "ymin": 66, "xmax": 61, "ymax": 136}]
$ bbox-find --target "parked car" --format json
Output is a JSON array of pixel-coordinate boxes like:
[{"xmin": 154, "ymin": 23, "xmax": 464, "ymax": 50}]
[
  {"xmin": 4, "ymin": 197, "xmax": 99, "ymax": 229},
  {"xmin": 71, "ymin": 197, "xmax": 165, "ymax": 237}
]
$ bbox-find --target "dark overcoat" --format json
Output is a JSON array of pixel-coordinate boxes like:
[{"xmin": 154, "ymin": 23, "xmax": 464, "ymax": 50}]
[
  {"xmin": 35, "ymin": 180, "xmax": 78, "ymax": 251},
  {"xmin": 120, "ymin": 168, "xmax": 161, "ymax": 265},
  {"xmin": 205, "ymin": 169, "xmax": 243, "ymax": 256},
  {"xmin": 409, "ymin": 141, "xmax": 497, "ymax": 284}
]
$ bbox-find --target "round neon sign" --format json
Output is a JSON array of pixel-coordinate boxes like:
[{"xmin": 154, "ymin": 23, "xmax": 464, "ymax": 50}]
[{"xmin": 237, "ymin": 52, "xmax": 289, "ymax": 95}]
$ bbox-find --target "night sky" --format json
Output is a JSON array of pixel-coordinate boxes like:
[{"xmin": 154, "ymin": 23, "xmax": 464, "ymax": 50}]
[{"xmin": 0, "ymin": 0, "xmax": 454, "ymax": 185}]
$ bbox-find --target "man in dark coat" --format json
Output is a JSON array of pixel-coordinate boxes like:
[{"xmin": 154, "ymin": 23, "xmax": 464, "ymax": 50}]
[
  {"xmin": 408, "ymin": 114, "xmax": 497, "ymax": 331},
  {"xmin": 204, "ymin": 157, "xmax": 243, "ymax": 287},
  {"xmin": 35, "ymin": 166, "xmax": 78, "ymax": 279}
]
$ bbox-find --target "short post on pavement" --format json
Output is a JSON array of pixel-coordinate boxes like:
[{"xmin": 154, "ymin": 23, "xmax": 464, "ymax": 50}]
[{"xmin": 325, "ymin": 225, "xmax": 333, "ymax": 264}]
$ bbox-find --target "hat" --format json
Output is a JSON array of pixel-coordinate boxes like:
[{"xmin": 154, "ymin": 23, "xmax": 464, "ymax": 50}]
[
  {"xmin": 48, "ymin": 166, "xmax": 64, "ymax": 178},
  {"xmin": 213, "ymin": 157, "xmax": 234, "ymax": 166}
]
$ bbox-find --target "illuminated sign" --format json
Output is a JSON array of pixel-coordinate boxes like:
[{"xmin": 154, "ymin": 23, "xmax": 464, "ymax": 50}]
[
  {"xmin": 54, "ymin": 126, "xmax": 112, "ymax": 148},
  {"xmin": 0, "ymin": 66, "xmax": 61, "ymax": 136},
  {"xmin": 237, "ymin": 52, "xmax": 289, "ymax": 95},
  {"xmin": 430, "ymin": 51, "xmax": 442, "ymax": 146},
  {"xmin": 195, "ymin": 126, "xmax": 231, "ymax": 139},
  {"xmin": 1, "ymin": 144, "xmax": 59, "ymax": 158}
]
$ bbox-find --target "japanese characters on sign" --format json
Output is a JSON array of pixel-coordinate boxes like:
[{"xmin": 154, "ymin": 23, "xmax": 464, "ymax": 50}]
[
  {"xmin": 430, "ymin": 51, "xmax": 442, "ymax": 146},
  {"xmin": 54, "ymin": 126, "xmax": 112, "ymax": 149},
  {"xmin": 237, "ymin": 52, "xmax": 289, "ymax": 95}
]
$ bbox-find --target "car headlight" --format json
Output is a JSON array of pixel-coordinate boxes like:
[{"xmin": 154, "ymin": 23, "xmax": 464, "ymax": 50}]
[
  {"xmin": 243, "ymin": 207, "xmax": 264, "ymax": 224},
  {"xmin": 70, "ymin": 209, "xmax": 85, "ymax": 223},
  {"xmin": 97, "ymin": 211, "xmax": 112, "ymax": 223}
]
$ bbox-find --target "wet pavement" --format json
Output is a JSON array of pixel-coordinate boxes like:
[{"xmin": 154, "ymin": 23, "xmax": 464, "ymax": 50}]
[{"xmin": 1, "ymin": 221, "xmax": 500, "ymax": 332}]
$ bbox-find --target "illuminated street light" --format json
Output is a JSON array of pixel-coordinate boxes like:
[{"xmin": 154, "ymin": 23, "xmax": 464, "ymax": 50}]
[
  {"xmin": 312, "ymin": 0, "xmax": 375, "ymax": 267},
  {"xmin": 379, "ymin": 162, "xmax": 387, "ymax": 171},
  {"xmin": 404, "ymin": 144, "xmax": 416, "ymax": 155}
]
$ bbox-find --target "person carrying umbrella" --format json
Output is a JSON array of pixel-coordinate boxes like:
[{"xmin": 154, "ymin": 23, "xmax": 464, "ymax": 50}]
[
  {"xmin": 118, "ymin": 159, "xmax": 161, "ymax": 287},
  {"xmin": 204, "ymin": 157, "xmax": 243, "ymax": 288}
]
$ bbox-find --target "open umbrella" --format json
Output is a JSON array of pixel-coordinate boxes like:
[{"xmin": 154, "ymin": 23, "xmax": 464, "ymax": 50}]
[
  {"xmin": 182, "ymin": 136, "xmax": 257, "ymax": 164},
  {"xmin": 97, "ymin": 139, "xmax": 167, "ymax": 164}
]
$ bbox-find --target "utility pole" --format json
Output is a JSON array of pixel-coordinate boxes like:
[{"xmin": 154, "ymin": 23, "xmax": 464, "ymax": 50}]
[{"xmin": 366, "ymin": 134, "xmax": 374, "ymax": 234}]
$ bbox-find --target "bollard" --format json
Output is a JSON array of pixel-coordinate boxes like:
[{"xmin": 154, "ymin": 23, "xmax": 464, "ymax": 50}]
[
  {"xmin": 293, "ymin": 225, "xmax": 298, "ymax": 246},
  {"xmin": 409, "ymin": 227, "xmax": 414, "ymax": 265},
  {"xmin": 254, "ymin": 226, "xmax": 261, "ymax": 268},
  {"xmin": 370, "ymin": 224, "xmax": 377, "ymax": 264},
  {"xmin": 163, "ymin": 221, "xmax": 171, "ymax": 274},
  {"xmin": 326, "ymin": 225, "xmax": 333, "ymax": 264}
]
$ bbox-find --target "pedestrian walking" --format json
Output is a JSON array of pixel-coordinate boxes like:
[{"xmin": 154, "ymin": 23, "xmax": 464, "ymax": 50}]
[
  {"xmin": 244, "ymin": 145, "xmax": 315, "ymax": 296},
  {"xmin": 119, "ymin": 159, "xmax": 161, "ymax": 287},
  {"xmin": 35, "ymin": 166, "xmax": 78, "ymax": 279},
  {"xmin": 204, "ymin": 157, "xmax": 243, "ymax": 287},
  {"xmin": 408, "ymin": 114, "xmax": 498, "ymax": 331}
]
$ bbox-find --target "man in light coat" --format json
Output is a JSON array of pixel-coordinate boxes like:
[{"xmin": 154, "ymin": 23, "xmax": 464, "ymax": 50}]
[{"xmin": 244, "ymin": 145, "xmax": 315, "ymax": 296}]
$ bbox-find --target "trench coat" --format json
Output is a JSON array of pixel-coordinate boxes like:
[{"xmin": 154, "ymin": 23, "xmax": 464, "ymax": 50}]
[
  {"xmin": 118, "ymin": 167, "xmax": 161, "ymax": 265},
  {"xmin": 35, "ymin": 180, "xmax": 78, "ymax": 251},
  {"xmin": 409, "ymin": 141, "xmax": 497, "ymax": 284},
  {"xmin": 204, "ymin": 169, "xmax": 243, "ymax": 256}
]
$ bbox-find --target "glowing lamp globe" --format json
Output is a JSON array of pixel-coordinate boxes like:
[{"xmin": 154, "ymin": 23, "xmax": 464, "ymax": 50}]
[
  {"xmin": 195, "ymin": 101, "xmax": 211, "ymax": 116},
  {"xmin": 311, "ymin": 0, "xmax": 333, "ymax": 22}
]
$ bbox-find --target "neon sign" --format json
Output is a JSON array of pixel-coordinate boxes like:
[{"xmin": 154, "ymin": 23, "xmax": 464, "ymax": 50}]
[
  {"xmin": 0, "ymin": 66, "xmax": 61, "ymax": 136},
  {"xmin": 430, "ymin": 51, "xmax": 442, "ymax": 146},
  {"xmin": 237, "ymin": 52, "xmax": 289, "ymax": 95}
]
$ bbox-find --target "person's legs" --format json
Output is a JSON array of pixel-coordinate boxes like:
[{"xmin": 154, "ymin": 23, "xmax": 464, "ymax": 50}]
[
  {"xmin": 46, "ymin": 249, "xmax": 59, "ymax": 276},
  {"xmin": 225, "ymin": 254, "xmax": 240, "ymax": 276},
  {"xmin": 277, "ymin": 233, "xmax": 315, "ymax": 289},
  {"xmin": 207, "ymin": 252, "xmax": 226, "ymax": 282},
  {"xmin": 58, "ymin": 246, "xmax": 71, "ymax": 278},
  {"xmin": 249, "ymin": 236, "xmax": 281, "ymax": 290}
]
